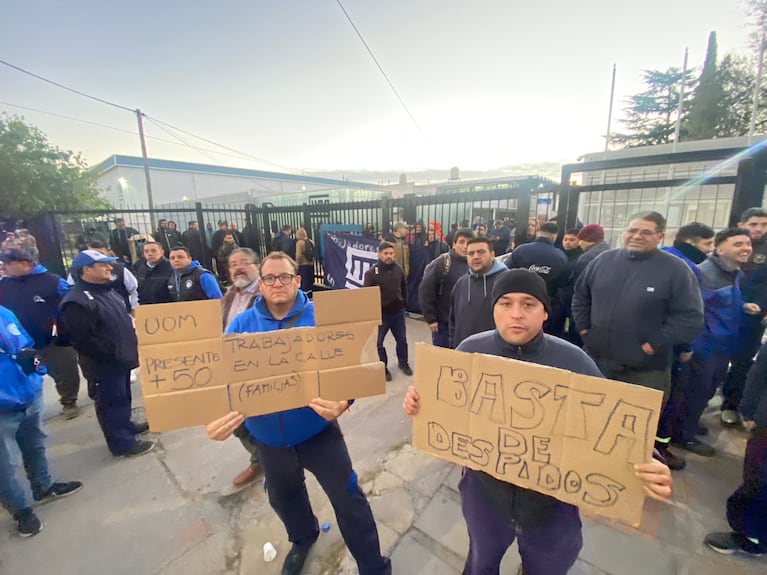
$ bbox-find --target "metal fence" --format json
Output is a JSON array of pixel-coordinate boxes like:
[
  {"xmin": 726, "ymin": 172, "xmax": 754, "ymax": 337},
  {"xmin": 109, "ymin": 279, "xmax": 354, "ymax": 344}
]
[{"xmin": 33, "ymin": 181, "xmax": 549, "ymax": 279}]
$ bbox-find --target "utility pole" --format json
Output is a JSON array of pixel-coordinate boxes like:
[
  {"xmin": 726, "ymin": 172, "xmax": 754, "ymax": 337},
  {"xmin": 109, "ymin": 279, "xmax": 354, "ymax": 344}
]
[
  {"xmin": 750, "ymin": 30, "xmax": 766, "ymax": 141},
  {"xmin": 136, "ymin": 108, "xmax": 156, "ymax": 231},
  {"xmin": 604, "ymin": 63, "xmax": 616, "ymax": 152},
  {"xmin": 672, "ymin": 47, "xmax": 688, "ymax": 147}
]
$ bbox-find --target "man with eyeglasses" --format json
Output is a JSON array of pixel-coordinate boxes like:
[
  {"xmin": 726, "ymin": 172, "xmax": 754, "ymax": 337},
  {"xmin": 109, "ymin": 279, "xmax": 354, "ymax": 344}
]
[
  {"xmin": 206, "ymin": 253, "xmax": 391, "ymax": 575},
  {"xmin": 449, "ymin": 237, "xmax": 508, "ymax": 349},
  {"xmin": 572, "ymin": 211, "xmax": 703, "ymax": 413},
  {"xmin": 220, "ymin": 248, "xmax": 264, "ymax": 488}
]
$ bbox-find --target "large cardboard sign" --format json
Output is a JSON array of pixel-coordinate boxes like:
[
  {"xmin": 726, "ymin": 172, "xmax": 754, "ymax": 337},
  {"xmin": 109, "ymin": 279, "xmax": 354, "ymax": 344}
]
[
  {"xmin": 411, "ymin": 343, "xmax": 664, "ymax": 527},
  {"xmin": 136, "ymin": 288, "xmax": 386, "ymax": 432}
]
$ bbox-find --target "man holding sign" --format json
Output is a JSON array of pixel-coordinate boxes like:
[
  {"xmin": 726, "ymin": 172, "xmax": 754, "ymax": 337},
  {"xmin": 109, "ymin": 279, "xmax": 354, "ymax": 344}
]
[
  {"xmin": 206, "ymin": 253, "xmax": 390, "ymax": 575},
  {"xmin": 403, "ymin": 270, "xmax": 672, "ymax": 575}
]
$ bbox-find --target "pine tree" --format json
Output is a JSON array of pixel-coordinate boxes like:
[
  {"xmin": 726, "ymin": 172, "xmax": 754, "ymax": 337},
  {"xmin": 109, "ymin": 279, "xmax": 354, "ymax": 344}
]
[{"xmin": 685, "ymin": 32, "xmax": 726, "ymax": 140}]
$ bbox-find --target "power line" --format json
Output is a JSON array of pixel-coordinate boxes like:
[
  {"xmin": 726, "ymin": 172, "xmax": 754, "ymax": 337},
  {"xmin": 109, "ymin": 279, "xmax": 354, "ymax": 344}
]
[
  {"xmin": 335, "ymin": 0, "xmax": 427, "ymax": 141},
  {"xmin": 0, "ymin": 59, "xmax": 135, "ymax": 113},
  {"xmin": 146, "ymin": 115, "xmax": 299, "ymax": 172},
  {"xmin": 145, "ymin": 116, "xmax": 220, "ymax": 164},
  {"xmin": 0, "ymin": 100, "xmax": 271, "ymax": 164}
]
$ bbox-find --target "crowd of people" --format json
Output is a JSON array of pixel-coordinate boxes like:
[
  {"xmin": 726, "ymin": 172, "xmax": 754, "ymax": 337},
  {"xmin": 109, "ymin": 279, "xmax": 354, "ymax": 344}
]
[{"xmin": 0, "ymin": 206, "xmax": 764, "ymax": 573}]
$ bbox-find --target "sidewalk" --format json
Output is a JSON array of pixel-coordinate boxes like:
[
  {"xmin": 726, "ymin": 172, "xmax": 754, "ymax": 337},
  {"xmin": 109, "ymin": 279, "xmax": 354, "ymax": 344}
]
[{"xmin": 1, "ymin": 318, "xmax": 765, "ymax": 574}]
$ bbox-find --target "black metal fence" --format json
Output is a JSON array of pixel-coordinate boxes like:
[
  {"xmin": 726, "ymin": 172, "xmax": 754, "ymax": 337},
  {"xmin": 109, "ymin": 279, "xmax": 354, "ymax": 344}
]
[{"xmin": 32, "ymin": 182, "xmax": 548, "ymax": 279}]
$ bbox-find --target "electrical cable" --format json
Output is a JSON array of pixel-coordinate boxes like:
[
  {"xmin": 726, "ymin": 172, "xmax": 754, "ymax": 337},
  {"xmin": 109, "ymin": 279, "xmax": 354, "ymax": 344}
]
[{"xmin": 335, "ymin": 0, "xmax": 427, "ymax": 141}]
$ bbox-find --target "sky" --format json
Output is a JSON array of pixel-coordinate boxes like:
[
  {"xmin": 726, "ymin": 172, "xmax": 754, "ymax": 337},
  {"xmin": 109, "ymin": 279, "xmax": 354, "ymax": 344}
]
[{"xmin": 0, "ymin": 1, "xmax": 756, "ymax": 175}]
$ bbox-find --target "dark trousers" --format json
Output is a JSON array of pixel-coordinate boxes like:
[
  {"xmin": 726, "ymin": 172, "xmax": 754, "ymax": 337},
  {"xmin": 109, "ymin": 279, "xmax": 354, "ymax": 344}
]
[
  {"xmin": 233, "ymin": 423, "xmax": 260, "ymax": 469},
  {"xmin": 92, "ymin": 371, "xmax": 137, "ymax": 455},
  {"xmin": 726, "ymin": 426, "xmax": 767, "ymax": 549},
  {"xmin": 254, "ymin": 421, "xmax": 390, "ymax": 575},
  {"xmin": 723, "ymin": 316, "xmax": 765, "ymax": 412},
  {"xmin": 594, "ymin": 360, "xmax": 671, "ymax": 401},
  {"xmin": 377, "ymin": 310, "xmax": 408, "ymax": 366},
  {"xmin": 431, "ymin": 320, "xmax": 449, "ymax": 348},
  {"xmin": 656, "ymin": 358, "xmax": 689, "ymax": 442},
  {"xmin": 38, "ymin": 344, "xmax": 80, "ymax": 406},
  {"xmin": 678, "ymin": 352, "xmax": 730, "ymax": 442},
  {"xmin": 299, "ymin": 264, "xmax": 314, "ymax": 292},
  {"xmin": 459, "ymin": 469, "xmax": 582, "ymax": 575},
  {"xmin": 543, "ymin": 300, "xmax": 565, "ymax": 339}
]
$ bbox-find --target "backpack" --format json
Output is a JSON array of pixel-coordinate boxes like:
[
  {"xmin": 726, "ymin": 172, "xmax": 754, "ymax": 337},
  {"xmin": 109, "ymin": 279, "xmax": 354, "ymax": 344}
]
[
  {"xmin": 436, "ymin": 253, "xmax": 451, "ymax": 297},
  {"xmin": 303, "ymin": 239, "xmax": 316, "ymax": 261}
]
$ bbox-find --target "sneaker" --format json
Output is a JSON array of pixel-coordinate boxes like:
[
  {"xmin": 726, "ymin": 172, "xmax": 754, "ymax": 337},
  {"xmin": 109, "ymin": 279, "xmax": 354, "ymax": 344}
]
[
  {"xmin": 680, "ymin": 439, "xmax": 715, "ymax": 457},
  {"xmin": 129, "ymin": 371, "xmax": 138, "ymax": 384},
  {"xmin": 34, "ymin": 481, "xmax": 83, "ymax": 504},
  {"xmin": 14, "ymin": 508, "xmax": 42, "ymax": 537},
  {"xmin": 705, "ymin": 531, "xmax": 765, "ymax": 556},
  {"xmin": 62, "ymin": 403, "xmax": 80, "ymax": 420},
  {"xmin": 116, "ymin": 440, "xmax": 156, "ymax": 458},
  {"xmin": 281, "ymin": 542, "xmax": 314, "ymax": 575},
  {"xmin": 132, "ymin": 421, "xmax": 150, "ymax": 435},
  {"xmin": 233, "ymin": 465, "xmax": 262, "ymax": 487},
  {"xmin": 385, "ymin": 368, "xmax": 392, "ymax": 382},
  {"xmin": 721, "ymin": 410, "xmax": 740, "ymax": 426},
  {"xmin": 657, "ymin": 446, "xmax": 686, "ymax": 471},
  {"xmin": 399, "ymin": 363, "xmax": 413, "ymax": 376}
]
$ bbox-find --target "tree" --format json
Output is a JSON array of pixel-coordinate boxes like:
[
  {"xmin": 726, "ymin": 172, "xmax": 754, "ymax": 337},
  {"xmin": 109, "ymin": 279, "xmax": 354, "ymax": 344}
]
[
  {"xmin": 0, "ymin": 115, "xmax": 110, "ymax": 221},
  {"xmin": 716, "ymin": 52, "xmax": 767, "ymax": 136},
  {"xmin": 685, "ymin": 32, "xmax": 726, "ymax": 140},
  {"xmin": 612, "ymin": 67, "xmax": 697, "ymax": 148}
]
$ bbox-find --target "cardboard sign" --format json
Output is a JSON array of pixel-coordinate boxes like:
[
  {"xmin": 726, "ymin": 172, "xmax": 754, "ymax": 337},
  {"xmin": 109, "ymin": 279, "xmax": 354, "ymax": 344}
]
[
  {"xmin": 137, "ymin": 288, "xmax": 386, "ymax": 432},
  {"xmin": 411, "ymin": 343, "xmax": 663, "ymax": 527},
  {"xmin": 135, "ymin": 300, "xmax": 222, "ymax": 345}
]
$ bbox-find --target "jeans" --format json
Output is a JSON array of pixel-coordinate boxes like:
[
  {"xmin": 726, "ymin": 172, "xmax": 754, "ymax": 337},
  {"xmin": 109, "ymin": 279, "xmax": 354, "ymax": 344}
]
[
  {"xmin": 679, "ymin": 352, "xmax": 731, "ymax": 442},
  {"xmin": 38, "ymin": 344, "xmax": 81, "ymax": 406},
  {"xmin": 459, "ymin": 469, "xmax": 582, "ymax": 575},
  {"xmin": 377, "ymin": 310, "xmax": 408, "ymax": 366},
  {"xmin": 431, "ymin": 320, "xmax": 449, "ymax": 348},
  {"xmin": 0, "ymin": 391, "xmax": 52, "ymax": 515},
  {"xmin": 254, "ymin": 421, "xmax": 391, "ymax": 575},
  {"xmin": 726, "ymin": 426, "xmax": 767, "ymax": 548}
]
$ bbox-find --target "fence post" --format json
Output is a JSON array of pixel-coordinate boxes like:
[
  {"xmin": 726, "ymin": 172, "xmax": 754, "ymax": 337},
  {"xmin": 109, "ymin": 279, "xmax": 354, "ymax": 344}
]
[
  {"xmin": 516, "ymin": 189, "xmax": 532, "ymax": 245},
  {"xmin": 193, "ymin": 202, "xmax": 210, "ymax": 264},
  {"xmin": 261, "ymin": 204, "xmax": 273, "ymax": 253},
  {"xmin": 302, "ymin": 203, "xmax": 312, "ymax": 239},
  {"xmin": 381, "ymin": 197, "xmax": 392, "ymax": 236}
]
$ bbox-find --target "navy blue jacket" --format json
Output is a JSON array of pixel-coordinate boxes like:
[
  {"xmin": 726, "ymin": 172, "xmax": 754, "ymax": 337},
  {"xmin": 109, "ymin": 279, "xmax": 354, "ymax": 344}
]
[
  {"xmin": 572, "ymin": 248, "xmax": 704, "ymax": 370},
  {"xmin": 693, "ymin": 254, "xmax": 743, "ymax": 355},
  {"xmin": 457, "ymin": 329, "xmax": 604, "ymax": 527},
  {"xmin": 273, "ymin": 232, "xmax": 295, "ymax": 259},
  {"xmin": 60, "ymin": 280, "xmax": 139, "ymax": 381},
  {"xmin": 0, "ymin": 264, "xmax": 70, "ymax": 348},
  {"xmin": 227, "ymin": 292, "xmax": 330, "ymax": 447},
  {"xmin": 506, "ymin": 237, "xmax": 568, "ymax": 300},
  {"xmin": 418, "ymin": 251, "xmax": 469, "ymax": 325}
]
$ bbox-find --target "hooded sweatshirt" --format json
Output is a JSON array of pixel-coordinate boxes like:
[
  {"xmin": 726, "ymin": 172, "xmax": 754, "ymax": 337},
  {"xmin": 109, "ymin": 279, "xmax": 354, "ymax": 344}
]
[
  {"xmin": 457, "ymin": 329, "xmax": 604, "ymax": 528},
  {"xmin": 363, "ymin": 260, "xmax": 407, "ymax": 315},
  {"xmin": 0, "ymin": 264, "xmax": 70, "ymax": 348},
  {"xmin": 449, "ymin": 259, "xmax": 507, "ymax": 348},
  {"xmin": 693, "ymin": 253, "xmax": 743, "ymax": 355},
  {"xmin": 227, "ymin": 291, "xmax": 331, "ymax": 447}
]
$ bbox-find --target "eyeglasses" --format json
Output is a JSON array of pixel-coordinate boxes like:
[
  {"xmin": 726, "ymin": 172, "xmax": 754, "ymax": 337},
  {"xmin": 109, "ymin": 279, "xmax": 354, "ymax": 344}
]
[
  {"xmin": 261, "ymin": 273, "xmax": 295, "ymax": 286},
  {"xmin": 624, "ymin": 228, "xmax": 659, "ymax": 237}
]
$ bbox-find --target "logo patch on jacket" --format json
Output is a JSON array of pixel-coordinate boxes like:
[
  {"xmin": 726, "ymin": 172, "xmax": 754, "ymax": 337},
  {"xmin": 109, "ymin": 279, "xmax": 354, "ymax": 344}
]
[
  {"xmin": 754, "ymin": 254, "xmax": 766, "ymax": 265},
  {"xmin": 185, "ymin": 280, "xmax": 193, "ymax": 289},
  {"xmin": 7, "ymin": 322, "xmax": 21, "ymax": 336},
  {"xmin": 646, "ymin": 287, "xmax": 655, "ymax": 292},
  {"xmin": 33, "ymin": 295, "xmax": 46, "ymax": 303}
]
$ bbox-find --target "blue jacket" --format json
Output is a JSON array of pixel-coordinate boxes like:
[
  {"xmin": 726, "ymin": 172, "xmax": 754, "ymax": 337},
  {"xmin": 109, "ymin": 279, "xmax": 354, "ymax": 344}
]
[
  {"xmin": 661, "ymin": 246, "xmax": 704, "ymax": 281},
  {"xmin": 226, "ymin": 291, "xmax": 329, "ymax": 447},
  {"xmin": 0, "ymin": 306, "xmax": 44, "ymax": 412},
  {"xmin": 0, "ymin": 264, "xmax": 70, "ymax": 348},
  {"xmin": 693, "ymin": 254, "xmax": 743, "ymax": 355}
]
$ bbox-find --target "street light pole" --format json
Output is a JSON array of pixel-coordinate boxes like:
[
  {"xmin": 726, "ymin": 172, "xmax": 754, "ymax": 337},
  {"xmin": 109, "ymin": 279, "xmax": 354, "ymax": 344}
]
[{"xmin": 136, "ymin": 108, "xmax": 156, "ymax": 232}]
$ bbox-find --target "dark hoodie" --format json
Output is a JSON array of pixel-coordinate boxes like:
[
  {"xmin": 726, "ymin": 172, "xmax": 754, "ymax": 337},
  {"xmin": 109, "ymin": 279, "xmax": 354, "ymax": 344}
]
[
  {"xmin": 449, "ymin": 259, "xmax": 507, "ymax": 348},
  {"xmin": 457, "ymin": 329, "xmax": 604, "ymax": 528}
]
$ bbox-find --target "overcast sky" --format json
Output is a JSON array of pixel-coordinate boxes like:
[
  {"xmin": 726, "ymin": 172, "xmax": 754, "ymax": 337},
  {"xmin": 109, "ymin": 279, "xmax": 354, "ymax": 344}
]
[{"xmin": 0, "ymin": 0, "xmax": 754, "ymax": 173}]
